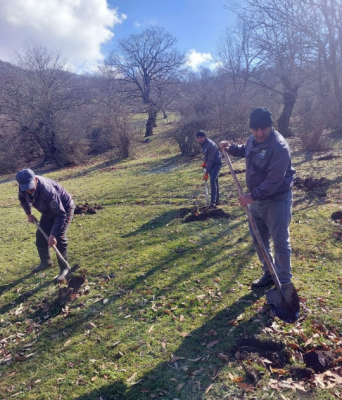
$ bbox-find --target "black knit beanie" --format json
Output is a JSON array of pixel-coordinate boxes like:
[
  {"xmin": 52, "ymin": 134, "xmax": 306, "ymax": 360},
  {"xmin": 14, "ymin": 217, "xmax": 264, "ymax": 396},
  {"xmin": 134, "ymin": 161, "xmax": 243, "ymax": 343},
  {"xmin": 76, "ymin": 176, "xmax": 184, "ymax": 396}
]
[
  {"xmin": 249, "ymin": 107, "xmax": 273, "ymax": 129},
  {"xmin": 196, "ymin": 130, "xmax": 206, "ymax": 137}
]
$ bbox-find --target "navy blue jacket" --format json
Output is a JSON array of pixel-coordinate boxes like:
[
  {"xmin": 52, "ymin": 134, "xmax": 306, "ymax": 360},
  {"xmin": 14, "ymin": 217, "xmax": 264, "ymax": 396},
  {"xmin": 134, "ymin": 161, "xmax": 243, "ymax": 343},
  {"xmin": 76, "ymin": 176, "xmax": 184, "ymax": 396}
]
[
  {"xmin": 18, "ymin": 176, "xmax": 74, "ymax": 237},
  {"xmin": 228, "ymin": 129, "xmax": 295, "ymax": 201},
  {"xmin": 200, "ymin": 138, "xmax": 222, "ymax": 173}
]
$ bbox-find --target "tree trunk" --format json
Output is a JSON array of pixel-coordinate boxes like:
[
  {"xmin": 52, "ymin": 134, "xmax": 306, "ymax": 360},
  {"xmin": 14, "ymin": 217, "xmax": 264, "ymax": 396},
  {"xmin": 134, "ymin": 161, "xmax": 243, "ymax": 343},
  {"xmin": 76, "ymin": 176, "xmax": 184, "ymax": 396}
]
[
  {"xmin": 145, "ymin": 109, "xmax": 158, "ymax": 137},
  {"xmin": 277, "ymin": 84, "xmax": 299, "ymax": 137},
  {"xmin": 31, "ymin": 124, "xmax": 57, "ymax": 163}
]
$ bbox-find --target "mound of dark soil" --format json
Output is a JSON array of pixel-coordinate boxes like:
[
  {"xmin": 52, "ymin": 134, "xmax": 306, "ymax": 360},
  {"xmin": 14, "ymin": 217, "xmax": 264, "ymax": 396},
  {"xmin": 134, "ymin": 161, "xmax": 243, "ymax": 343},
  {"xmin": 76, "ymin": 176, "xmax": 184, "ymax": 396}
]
[
  {"xmin": 317, "ymin": 154, "xmax": 339, "ymax": 161},
  {"xmin": 294, "ymin": 176, "xmax": 330, "ymax": 192},
  {"xmin": 178, "ymin": 207, "xmax": 193, "ymax": 218},
  {"xmin": 289, "ymin": 367, "xmax": 314, "ymax": 380},
  {"xmin": 235, "ymin": 338, "xmax": 289, "ymax": 369},
  {"xmin": 183, "ymin": 206, "xmax": 230, "ymax": 222},
  {"xmin": 303, "ymin": 350, "xmax": 335, "ymax": 373},
  {"xmin": 219, "ymin": 169, "xmax": 246, "ymax": 177},
  {"xmin": 57, "ymin": 270, "xmax": 87, "ymax": 305},
  {"xmin": 74, "ymin": 202, "xmax": 104, "ymax": 215},
  {"xmin": 331, "ymin": 211, "xmax": 342, "ymax": 220}
]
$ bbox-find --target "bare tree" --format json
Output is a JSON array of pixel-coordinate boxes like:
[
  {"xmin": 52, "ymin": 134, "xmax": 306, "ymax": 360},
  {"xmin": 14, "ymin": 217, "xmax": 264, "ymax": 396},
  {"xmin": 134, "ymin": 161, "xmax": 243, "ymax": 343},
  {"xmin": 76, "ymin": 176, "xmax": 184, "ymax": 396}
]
[
  {"xmin": 105, "ymin": 26, "xmax": 185, "ymax": 137},
  {"xmin": 87, "ymin": 66, "xmax": 137, "ymax": 158},
  {"xmin": 222, "ymin": 0, "xmax": 312, "ymax": 136},
  {"xmin": 1, "ymin": 43, "xmax": 87, "ymax": 164},
  {"xmin": 291, "ymin": 0, "xmax": 342, "ymax": 128}
]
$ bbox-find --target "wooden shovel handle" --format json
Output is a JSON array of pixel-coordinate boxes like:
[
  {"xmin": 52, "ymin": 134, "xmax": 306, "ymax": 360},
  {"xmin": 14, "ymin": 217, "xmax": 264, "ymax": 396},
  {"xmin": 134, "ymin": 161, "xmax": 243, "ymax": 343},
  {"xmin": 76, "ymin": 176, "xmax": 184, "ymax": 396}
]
[
  {"xmin": 33, "ymin": 221, "xmax": 71, "ymax": 269},
  {"xmin": 222, "ymin": 150, "xmax": 282, "ymax": 291}
]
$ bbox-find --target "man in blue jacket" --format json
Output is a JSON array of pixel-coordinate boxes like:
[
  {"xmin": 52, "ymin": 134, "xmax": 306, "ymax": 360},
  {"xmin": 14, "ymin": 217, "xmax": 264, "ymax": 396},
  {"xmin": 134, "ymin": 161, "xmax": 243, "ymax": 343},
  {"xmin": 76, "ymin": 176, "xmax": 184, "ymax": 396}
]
[
  {"xmin": 16, "ymin": 168, "xmax": 75, "ymax": 281},
  {"xmin": 219, "ymin": 108, "xmax": 296, "ymax": 287},
  {"xmin": 196, "ymin": 130, "xmax": 222, "ymax": 207}
]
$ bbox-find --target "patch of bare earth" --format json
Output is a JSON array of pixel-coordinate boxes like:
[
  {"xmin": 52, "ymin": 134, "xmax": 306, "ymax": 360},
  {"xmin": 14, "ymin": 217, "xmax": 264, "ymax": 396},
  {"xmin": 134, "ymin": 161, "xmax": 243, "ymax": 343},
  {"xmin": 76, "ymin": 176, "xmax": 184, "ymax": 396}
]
[
  {"xmin": 74, "ymin": 203, "xmax": 104, "ymax": 215},
  {"xmin": 180, "ymin": 206, "xmax": 230, "ymax": 222}
]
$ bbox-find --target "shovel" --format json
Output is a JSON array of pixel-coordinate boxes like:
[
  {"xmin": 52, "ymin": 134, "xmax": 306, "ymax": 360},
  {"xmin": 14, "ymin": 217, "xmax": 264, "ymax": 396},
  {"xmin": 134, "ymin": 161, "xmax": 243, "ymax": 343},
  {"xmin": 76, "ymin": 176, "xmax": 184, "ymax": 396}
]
[
  {"xmin": 222, "ymin": 150, "xmax": 300, "ymax": 323},
  {"xmin": 33, "ymin": 221, "xmax": 79, "ymax": 282},
  {"xmin": 203, "ymin": 167, "xmax": 209, "ymax": 206}
]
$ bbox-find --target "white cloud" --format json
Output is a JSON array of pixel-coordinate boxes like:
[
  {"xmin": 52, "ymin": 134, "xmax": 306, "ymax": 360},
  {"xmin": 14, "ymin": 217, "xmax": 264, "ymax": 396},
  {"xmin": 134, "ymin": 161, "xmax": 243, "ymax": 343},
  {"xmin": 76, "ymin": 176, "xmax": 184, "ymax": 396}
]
[
  {"xmin": 134, "ymin": 21, "xmax": 141, "ymax": 27},
  {"xmin": 0, "ymin": 0, "xmax": 126, "ymax": 73},
  {"xmin": 186, "ymin": 49, "xmax": 218, "ymax": 71}
]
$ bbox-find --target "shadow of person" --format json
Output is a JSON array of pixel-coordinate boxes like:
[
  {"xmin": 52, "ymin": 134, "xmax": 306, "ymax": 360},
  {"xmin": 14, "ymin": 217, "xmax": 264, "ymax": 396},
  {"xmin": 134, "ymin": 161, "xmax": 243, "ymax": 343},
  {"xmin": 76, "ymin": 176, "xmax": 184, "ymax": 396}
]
[
  {"xmin": 72, "ymin": 288, "xmax": 275, "ymax": 400},
  {"xmin": 0, "ymin": 271, "xmax": 57, "ymax": 316},
  {"xmin": 122, "ymin": 209, "xmax": 179, "ymax": 238},
  {"xmin": 0, "ymin": 272, "xmax": 33, "ymax": 296}
]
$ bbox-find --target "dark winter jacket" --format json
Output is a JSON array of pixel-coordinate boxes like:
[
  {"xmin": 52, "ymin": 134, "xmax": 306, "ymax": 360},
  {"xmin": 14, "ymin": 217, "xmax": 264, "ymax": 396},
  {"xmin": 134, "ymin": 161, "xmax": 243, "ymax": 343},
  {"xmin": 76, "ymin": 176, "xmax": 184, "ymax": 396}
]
[
  {"xmin": 200, "ymin": 138, "xmax": 222, "ymax": 173},
  {"xmin": 228, "ymin": 129, "xmax": 295, "ymax": 201},
  {"xmin": 18, "ymin": 176, "xmax": 75, "ymax": 237}
]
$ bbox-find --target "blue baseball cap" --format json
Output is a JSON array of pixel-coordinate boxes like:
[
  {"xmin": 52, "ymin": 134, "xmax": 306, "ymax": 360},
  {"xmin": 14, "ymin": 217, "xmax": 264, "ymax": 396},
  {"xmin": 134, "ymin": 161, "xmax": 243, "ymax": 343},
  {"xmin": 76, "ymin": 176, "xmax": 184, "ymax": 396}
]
[{"xmin": 16, "ymin": 169, "xmax": 36, "ymax": 191}]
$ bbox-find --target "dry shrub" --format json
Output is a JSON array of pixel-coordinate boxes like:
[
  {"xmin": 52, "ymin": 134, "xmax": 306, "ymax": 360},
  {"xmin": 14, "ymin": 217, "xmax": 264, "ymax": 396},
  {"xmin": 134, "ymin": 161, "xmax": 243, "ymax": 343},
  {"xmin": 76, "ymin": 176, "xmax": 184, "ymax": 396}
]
[
  {"xmin": 89, "ymin": 112, "xmax": 137, "ymax": 159},
  {"xmin": 171, "ymin": 117, "xmax": 212, "ymax": 156},
  {"xmin": 295, "ymin": 98, "xmax": 331, "ymax": 152}
]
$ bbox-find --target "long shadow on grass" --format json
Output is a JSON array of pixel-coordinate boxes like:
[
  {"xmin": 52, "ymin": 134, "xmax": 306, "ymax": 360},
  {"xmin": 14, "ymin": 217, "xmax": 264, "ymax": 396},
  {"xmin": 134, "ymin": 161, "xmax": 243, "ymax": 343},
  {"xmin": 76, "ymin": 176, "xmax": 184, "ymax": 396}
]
[
  {"xmin": 0, "ymin": 215, "xmax": 258, "ymax": 398},
  {"xmin": 0, "ymin": 273, "xmax": 56, "ymax": 316},
  {"xmin": 0, "ymin": 272, "xmax": 32, "ymax": 296},
  {"xmin": 72, "ymin": 288, "xmax": 273, "ymax": 400},
  {"xmin": 122, "ymin": 209, "xmax": 181, "ymax": 237},
  {"xmin": 142, "ymin": 154, "xmax": 189, "ymax": 174}
]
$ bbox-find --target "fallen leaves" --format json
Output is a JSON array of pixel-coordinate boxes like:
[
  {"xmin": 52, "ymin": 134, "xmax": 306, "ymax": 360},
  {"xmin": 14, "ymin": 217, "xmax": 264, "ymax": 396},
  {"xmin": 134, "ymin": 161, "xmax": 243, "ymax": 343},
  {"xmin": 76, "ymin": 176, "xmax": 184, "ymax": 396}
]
[
  {"xmin": 126, "ymin": 372, "xmax": 137, "ymax": 382},
  {"xmin": 206, "ymin": 340, "xmax": 219, "ymax": 349},
  {"xmin": 218, "ymin": 353, "xmax": 229, "ymax": 362}
]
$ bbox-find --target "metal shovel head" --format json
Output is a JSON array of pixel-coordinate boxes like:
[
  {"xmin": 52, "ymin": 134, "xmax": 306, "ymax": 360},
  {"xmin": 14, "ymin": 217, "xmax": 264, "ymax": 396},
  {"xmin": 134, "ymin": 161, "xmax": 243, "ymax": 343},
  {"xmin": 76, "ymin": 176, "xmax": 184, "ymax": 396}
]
[{"xmin": 266, "ymin": 283, "xmax": 300, "ymax": 323}]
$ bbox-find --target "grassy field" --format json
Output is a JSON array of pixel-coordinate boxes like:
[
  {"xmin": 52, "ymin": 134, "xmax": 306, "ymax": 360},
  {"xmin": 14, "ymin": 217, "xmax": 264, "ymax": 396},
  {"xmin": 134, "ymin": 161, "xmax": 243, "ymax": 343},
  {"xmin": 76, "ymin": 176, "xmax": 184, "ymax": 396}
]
[{"xmin": 1, "ymin": 122, "xmax": 342, "ymax": 400}]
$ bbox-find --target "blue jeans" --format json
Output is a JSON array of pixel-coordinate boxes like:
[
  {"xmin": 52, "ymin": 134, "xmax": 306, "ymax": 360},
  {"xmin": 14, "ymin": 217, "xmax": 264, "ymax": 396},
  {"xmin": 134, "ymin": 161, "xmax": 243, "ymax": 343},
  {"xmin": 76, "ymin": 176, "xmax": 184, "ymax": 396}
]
[
  {"xmin": 209, "ymin": 163, "xmax": 221, "ymax": 204},
  {"xmin": 248, "ymin": 191, "xmax": 292, "ymax": 284}
]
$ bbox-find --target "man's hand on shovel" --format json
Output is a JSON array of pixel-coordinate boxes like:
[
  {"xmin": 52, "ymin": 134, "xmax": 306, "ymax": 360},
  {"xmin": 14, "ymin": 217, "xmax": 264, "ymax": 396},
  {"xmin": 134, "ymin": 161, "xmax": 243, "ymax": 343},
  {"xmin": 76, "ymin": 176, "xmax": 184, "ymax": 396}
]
[
  {"xmin": 238, "ymin": 194, "xmax": 254, "ymax": 207},
  {"xmin": 48, "ymin": 235, "xmax": 57, "ymax": 247},
  {"xmin": 27, "ymin": 214, "xmax": 38, "ymax": 224}
]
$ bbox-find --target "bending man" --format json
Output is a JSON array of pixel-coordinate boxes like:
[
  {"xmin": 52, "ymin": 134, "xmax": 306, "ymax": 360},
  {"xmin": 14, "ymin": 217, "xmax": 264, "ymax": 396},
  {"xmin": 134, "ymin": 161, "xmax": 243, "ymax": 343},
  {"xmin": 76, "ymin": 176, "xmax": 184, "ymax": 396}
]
[{"xmin": 16, "ymin": 168, "xmax": 75, "ymax": 282}]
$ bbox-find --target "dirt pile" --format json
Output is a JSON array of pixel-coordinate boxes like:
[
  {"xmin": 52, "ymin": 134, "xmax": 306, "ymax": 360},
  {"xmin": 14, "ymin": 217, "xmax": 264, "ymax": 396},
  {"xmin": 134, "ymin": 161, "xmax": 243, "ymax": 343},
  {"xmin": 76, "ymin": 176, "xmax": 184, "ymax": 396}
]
[
  {"xmin": 219, "ymin": 169, "xmax": 246, "ymax": 177},
  {"xmin": 57, "ymin": 269, "xmax": 87, "ymax": 305},
  {"xmin": 331, "ymin": 211, "xmax": 342, "ymax": 220},
  {"xmin": 182, "ymin": 206, "xmax": 230, "ymax": 222},
  {"xmin": 234, "ymin": 324, "xmax": 342, "ymax": 390},
  {"xmin": 74, "ymin": 202, "xmax": 104, "ymax": 215},
  {"xmin": 317, "ymin": 154, "xmax": 340, "ymax": 161},
  {"xmin": 294, "ymin": 177, "xmax": 330, "ymax": 195}
]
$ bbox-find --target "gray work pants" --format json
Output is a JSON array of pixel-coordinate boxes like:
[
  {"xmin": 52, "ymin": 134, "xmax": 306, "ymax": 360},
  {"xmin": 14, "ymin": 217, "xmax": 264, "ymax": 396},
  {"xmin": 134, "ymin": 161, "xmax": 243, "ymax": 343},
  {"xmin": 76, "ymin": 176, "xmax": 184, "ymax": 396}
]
[{"xmin": 248, "ymin": 191, "xmax": 292, "ymax": 285}]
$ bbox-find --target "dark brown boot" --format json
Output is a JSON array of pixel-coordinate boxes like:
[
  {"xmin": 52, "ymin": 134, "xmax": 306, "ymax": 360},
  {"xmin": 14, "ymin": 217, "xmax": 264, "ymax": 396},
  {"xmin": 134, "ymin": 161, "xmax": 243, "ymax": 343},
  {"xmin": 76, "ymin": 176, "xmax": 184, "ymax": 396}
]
[
  {"xmin": 32, "ymin": 247, "xmax": 53, "ymax": 273},
  {"xmin": 251, "ymin": 272, "xmax": 273, "ymax": 287},
  {"xmin": 56, "ymin": 249, "xmax": 70, "ymax": 282}
]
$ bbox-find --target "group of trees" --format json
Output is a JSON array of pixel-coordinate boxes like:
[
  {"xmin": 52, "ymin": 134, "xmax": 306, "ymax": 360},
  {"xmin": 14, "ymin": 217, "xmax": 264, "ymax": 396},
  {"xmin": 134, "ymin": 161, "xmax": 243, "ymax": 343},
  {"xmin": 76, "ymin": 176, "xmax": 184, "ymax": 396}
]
[{"xmin": 1, "ymin": 0, "xmax": 342, "ymax": 174}]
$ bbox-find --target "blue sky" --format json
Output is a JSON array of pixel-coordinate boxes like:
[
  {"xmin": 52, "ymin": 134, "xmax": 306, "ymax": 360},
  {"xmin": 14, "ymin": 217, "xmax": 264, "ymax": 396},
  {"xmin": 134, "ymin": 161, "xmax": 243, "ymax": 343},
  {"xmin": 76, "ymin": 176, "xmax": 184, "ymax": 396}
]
[
  {"xmin": 0, "ymin": 0, "xmax": 236, "ymax": 73},
  {"xmin": 106, "ymin": 0, "xmax": 235, "ymax": 61}
]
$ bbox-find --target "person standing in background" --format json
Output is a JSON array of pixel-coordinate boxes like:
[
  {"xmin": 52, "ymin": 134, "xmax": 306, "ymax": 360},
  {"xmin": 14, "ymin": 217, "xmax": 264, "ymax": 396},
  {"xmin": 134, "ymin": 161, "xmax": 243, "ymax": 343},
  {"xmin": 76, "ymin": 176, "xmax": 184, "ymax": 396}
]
[{"xmin": 196, "ymin": 130, "xmax": 222, "ymax": 207}]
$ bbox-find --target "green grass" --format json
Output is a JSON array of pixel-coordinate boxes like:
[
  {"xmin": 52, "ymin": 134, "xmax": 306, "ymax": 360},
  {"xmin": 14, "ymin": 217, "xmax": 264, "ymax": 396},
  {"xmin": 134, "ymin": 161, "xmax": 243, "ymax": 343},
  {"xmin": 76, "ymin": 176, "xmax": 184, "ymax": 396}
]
[{"xmin": 1, "ymin": 122, "xmax": 342, "ymax": 399}]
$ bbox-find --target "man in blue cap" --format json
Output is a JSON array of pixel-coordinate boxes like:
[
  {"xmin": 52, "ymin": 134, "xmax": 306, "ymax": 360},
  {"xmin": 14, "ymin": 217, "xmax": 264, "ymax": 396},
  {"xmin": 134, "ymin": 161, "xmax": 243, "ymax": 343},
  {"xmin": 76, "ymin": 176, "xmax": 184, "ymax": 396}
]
[
  {"xmin": 219, "ymin": 108, "xmax": 296, "ymax": 288},
  {"xmin": 16, "ymin": 168, "xmax": 75, "ymax": 281}
]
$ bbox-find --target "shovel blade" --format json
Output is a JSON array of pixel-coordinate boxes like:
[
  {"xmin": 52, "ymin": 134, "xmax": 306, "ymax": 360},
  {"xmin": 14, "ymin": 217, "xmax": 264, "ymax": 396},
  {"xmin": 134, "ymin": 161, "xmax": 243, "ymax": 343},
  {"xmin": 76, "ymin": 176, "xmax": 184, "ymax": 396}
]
[{"xmin": 266, "ymin": 283, "xmax": 300, "ymax": 323}]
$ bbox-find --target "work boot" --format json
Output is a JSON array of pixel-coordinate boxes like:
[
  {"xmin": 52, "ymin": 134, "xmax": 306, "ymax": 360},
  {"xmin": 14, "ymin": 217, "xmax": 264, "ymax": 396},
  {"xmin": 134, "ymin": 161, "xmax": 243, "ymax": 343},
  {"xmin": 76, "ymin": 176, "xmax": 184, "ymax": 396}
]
[
  {"xmin": 32, "ymin": 247, "xmax": 53, "ymax": 273},
  {"xmin": 56, "ymin": 249, "xmax": 71, "ymax": 282},
  {"xmin": 251, "ymin": 272, "xmax": 273, "ymax": 287}
]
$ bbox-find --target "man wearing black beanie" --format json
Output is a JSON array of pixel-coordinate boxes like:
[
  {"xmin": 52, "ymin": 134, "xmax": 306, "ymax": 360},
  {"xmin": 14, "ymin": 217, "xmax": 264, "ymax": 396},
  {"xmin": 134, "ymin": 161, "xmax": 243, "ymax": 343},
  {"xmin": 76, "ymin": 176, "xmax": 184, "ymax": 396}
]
[{"xmin": 219, "ymin": 108, "xmax": 296, "ymax": 288}]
